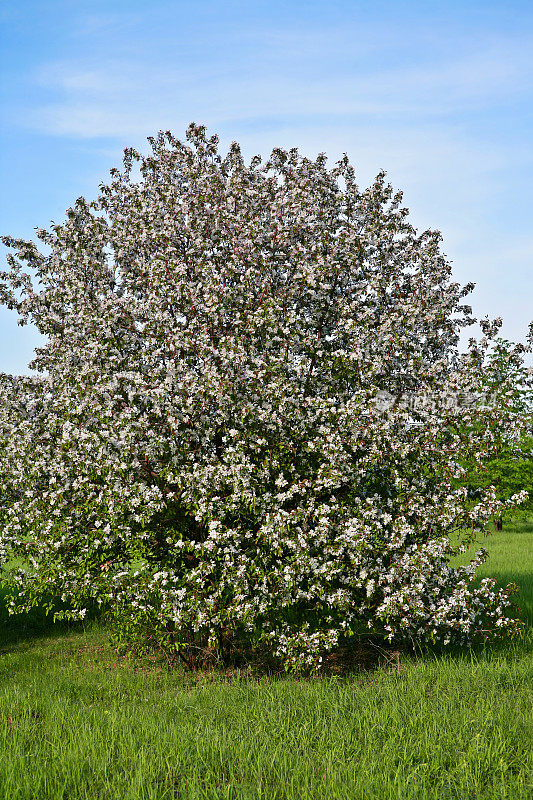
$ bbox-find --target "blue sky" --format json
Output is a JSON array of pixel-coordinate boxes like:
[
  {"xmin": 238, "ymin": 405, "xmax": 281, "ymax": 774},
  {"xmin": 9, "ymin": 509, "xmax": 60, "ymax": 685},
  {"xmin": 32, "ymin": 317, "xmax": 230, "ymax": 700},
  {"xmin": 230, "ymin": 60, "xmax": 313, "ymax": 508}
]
[{"xmin": 1, "ymin": 0, "xmax": 532, "ymax": 374}]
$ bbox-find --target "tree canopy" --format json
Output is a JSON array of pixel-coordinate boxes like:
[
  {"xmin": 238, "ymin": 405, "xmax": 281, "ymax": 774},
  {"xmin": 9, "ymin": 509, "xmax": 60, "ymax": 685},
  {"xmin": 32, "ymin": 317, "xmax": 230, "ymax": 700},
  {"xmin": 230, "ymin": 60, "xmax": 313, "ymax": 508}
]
[{"xmin": 1, "ymin": 125, "xmax": 531, "ymax": 670}]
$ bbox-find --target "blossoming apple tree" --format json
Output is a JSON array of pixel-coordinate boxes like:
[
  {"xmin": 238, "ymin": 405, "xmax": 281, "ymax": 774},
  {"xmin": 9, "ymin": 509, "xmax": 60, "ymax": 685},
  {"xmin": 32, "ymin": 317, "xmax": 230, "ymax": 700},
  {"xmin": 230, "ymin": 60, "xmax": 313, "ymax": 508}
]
[{"xmin": 1, "ymin": 124, "xmax": 531, "ymax": 670}]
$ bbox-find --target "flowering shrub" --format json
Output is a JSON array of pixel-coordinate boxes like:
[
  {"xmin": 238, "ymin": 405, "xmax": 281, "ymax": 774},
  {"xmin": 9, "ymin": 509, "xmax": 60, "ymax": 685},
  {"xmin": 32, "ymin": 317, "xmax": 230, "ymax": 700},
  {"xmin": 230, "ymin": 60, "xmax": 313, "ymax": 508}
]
[
  {"xmin": 1, "ymin": 124, "xmax": 531, "ymax": 670},
  {"xmin": 457, "ymin": 339, "xmax": 533, "ymax": 528}
]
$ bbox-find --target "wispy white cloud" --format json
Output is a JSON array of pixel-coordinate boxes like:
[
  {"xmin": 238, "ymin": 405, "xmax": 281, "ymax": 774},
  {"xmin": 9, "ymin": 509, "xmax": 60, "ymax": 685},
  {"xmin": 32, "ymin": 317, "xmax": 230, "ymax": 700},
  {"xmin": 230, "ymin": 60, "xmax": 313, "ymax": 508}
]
[
  {"xmin": 28, "ymin": 35, "xmax": 533, "ymax": 142},
  {"xmin": 70, "ymin": 11, "xmax": 141, "ymax": 36}
]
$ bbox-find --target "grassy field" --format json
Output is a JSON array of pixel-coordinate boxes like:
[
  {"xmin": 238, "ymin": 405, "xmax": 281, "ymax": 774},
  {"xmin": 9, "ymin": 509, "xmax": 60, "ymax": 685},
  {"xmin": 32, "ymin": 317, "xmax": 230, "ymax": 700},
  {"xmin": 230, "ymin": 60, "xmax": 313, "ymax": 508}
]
[{"xmin": 1, "ymin": 521, "xmax": 532, "ymax": 800}]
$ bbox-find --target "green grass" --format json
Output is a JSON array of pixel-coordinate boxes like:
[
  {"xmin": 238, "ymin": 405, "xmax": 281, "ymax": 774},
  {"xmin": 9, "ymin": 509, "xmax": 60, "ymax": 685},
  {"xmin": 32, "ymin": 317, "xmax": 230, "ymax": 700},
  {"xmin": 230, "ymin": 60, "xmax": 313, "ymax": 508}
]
[{"xmin": 1, "ymin": 522, "xmax": 532, "ymax": 800}]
